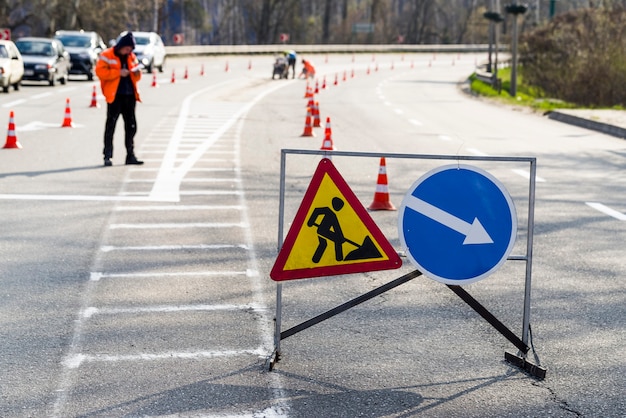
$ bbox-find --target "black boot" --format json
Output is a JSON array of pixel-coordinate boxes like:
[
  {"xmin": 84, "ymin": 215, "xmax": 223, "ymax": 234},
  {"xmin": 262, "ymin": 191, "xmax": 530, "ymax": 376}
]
[
  {"xmin": 125, "ymin": 155, "xmax": 144, "ymax": 165},
  {"xmin": 104, "ymin": 157, "xmax": 112, "ymax": 167}
]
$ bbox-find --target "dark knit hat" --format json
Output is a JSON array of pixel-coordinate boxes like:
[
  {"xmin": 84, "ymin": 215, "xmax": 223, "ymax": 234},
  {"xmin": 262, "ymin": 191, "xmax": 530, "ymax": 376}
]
[{"xmin": 116, "ymin": 32, "xmax": 136, "ymax": 50}]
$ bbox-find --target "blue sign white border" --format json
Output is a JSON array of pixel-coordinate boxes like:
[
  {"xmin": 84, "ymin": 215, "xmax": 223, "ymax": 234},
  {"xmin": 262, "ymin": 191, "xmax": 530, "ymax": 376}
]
[{"xmin": 398, "ymin": 164, "xmax": 518, "ymax": 285}]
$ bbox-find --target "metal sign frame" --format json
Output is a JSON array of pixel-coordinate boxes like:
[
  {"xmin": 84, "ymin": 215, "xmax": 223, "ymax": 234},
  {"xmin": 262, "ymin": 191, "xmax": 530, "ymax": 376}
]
[{"xmin": 269, "ymin": 149, "xmax": 545, "ymax": 378}]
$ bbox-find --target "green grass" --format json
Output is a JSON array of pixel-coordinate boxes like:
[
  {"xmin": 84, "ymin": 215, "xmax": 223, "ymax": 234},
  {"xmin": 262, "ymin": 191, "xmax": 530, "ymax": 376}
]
[{"xmin": 469, "ymin": 67, "xmax": 579, "ymax": 111}]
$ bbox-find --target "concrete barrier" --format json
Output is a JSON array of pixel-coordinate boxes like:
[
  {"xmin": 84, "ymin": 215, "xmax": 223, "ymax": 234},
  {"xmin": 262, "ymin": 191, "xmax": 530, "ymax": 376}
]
[{"xmin": 164, "ymin": 44, "xmax": 503, "ymax": 57}]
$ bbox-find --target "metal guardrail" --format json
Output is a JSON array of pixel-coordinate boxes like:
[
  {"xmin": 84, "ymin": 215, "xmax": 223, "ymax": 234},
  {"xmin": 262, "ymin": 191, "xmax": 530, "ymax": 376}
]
[{"xmin": 164, "ymin": 43, "xmax": 506, "ymax": 57}]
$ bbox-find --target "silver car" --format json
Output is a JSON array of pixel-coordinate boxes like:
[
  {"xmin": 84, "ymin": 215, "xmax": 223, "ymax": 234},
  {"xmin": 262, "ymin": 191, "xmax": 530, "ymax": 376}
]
[
  {"xmin": 117, "ymin": 31, "xmax": 166, "ymax": 73},
  {"xmin": 0, "ymin": 40, "xmax": 24, "ymax": 93}
]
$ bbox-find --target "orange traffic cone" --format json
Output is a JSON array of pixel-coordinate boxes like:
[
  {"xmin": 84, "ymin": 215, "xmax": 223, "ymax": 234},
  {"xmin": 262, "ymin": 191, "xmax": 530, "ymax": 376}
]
[
  {"xmin": 314, "ymin": 80, "xmax": 319, "ymax": 94},
  {"xmin": 171, "ymin": 69, "xmax": 176, "ymax": 83},
  {"xmin": 3, "ymin": 111, "xmax": 21, "ymax": 149},
  {"xmin": 184, "ymin": 66, "xmax": 189, "ymax": 79},
  {"xmin": 333, "ymin": 73, "xmax": 338, "ymax": 86},
  {"xmin": 89, "ymin": 85, "xmax": 99, "ymax": 108},
  {"xmin": 224, "ymin": 60, "xmax": 230, "ymax": 72},
  {"xmin": 312, "ymin": 101, "xmax": 321, "ymax": 128},
  {"xmin": 301, "ymin": 107, "xmax": 315, "ymax": 137},
  {"xmin": 151, "ymin": 70, "xmax": 158, "ymax": 87},
  {"xmin": 248, "ymin": 59, "xmax": 252, "ymax": 70},
  {"xmin": 366, "ymin": 66, "xmax": 370, "ymax": 75},
  {"xmin": 320, "ymin": 117, "xmax": 335, "ymax": 150},
  {"xmin": 304, "ymin": 82, "xmax": 314, "ymax": 98},
  {"xmin": 368, "ymin": 157, "xmax": 396, "ymax": 211},
  {"xmin": 200, "ymin": 64, "xmax": 205, "ymax": 76},
  {"xmin": 342, "ymin": 70, "xmax": 347, "ymax": 82},
  {"xmin": 321, "ymin": 76, "xmax": 327, "ymax": 90},
  {"xmin": 61, "ymin": 98, "xmax": 73, "ymax": 127}
]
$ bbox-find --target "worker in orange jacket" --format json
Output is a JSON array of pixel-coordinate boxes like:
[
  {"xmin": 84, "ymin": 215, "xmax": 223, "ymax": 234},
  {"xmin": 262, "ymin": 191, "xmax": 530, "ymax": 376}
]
[
  {"xmin": 95, "ymin": 31, "xmax": 143, "ymax": 166},
  {"xmin": 299, "ymin": 59, "xmax": 316, "ymax": 80}
]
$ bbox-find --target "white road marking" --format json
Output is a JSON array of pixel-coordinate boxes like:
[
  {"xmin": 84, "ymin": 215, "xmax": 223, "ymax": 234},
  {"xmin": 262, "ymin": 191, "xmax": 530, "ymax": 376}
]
[
  {"xmin": 586, "ymin": 202, "xmax": 626, "ymax": 220},
  {"xmin": 511, "ymin": 168, "xmax": 546, "ymax": 182},
  {"xmin": 90, "ymin": 270, "xmax": 249, "ymax": 281},
  {"xmin": 82, "ymin": 303, "xmax": 267, "ymax": 318},
  {"xmin": 115, "ymin": 205, "xmax": 243, "ymax": 211},
  {"xmin": 409, "ymin": 118, "xmax": 423, "ymax": 126},
  {"xmin": 63, "ymin": 348, "xmax": 268, "ymax": 369},
  {"xmin": 109, "ymin": 222, "xmax": 248, "ymax": 229},
  {"xmin": 100, "ymin": 243, "xmax": 249, "ymax": 252}
]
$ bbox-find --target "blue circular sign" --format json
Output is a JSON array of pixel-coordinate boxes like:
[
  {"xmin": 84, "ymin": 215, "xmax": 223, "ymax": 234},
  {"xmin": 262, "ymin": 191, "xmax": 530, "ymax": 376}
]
[{"xmin": 398, "ymin": 164, "xmax": 517, "ymax": 285}]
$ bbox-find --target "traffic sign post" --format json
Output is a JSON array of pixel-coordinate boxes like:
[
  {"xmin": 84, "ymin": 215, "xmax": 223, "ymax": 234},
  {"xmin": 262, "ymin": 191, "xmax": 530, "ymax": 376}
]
[{"xmin": 269, "ymin": 149, "xmax": 545, "ymax": 379}]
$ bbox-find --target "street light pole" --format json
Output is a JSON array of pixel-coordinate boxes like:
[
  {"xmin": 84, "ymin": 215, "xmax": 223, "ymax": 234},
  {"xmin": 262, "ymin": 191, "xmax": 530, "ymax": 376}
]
[{"xmin": 505, "ymin": 4, "xmax": 528, "ymax": 97}]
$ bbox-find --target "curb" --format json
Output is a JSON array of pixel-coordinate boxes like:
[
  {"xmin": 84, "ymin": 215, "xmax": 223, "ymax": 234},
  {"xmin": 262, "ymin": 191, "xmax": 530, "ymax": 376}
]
[{"xmin": 548, "ymin": 111, "xmax": 626, "ymax": 139}]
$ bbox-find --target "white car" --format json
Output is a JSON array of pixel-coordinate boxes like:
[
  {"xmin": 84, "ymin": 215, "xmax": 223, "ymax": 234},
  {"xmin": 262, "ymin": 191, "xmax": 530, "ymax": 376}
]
[
  {"xmin": 117, "ymin": 31, "xmax": 166, "ymax": 73},
  {"xmin": 0, "ymin": 40, "xmax": 24, "ymax": 93}
]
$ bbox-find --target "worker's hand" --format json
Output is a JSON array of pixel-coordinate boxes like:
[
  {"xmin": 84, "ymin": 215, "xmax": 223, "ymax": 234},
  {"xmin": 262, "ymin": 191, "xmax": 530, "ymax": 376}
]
[{"xmin": 120, "ymin": 68, "xmax": 130, "ymax": 77}]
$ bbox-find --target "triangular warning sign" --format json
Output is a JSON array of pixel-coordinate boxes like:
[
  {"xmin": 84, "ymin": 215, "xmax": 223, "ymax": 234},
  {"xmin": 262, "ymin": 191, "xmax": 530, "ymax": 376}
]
[{"xmin": 270, "ymin": 158, "xmax": 402, "ymax": 281}]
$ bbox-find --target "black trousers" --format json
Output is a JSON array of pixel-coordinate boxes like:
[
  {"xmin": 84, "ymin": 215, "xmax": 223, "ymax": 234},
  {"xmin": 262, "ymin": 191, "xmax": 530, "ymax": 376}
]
[{"xmin": 103, "ymin": 94, "xmax": 137, "ymax": 159}]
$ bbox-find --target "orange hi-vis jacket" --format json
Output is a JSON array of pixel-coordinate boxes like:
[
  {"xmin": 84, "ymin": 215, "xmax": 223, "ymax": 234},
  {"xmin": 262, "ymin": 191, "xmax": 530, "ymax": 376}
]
[{"xmin": 95, "ymin": 47, "xmax": 142, "ymax": 104}]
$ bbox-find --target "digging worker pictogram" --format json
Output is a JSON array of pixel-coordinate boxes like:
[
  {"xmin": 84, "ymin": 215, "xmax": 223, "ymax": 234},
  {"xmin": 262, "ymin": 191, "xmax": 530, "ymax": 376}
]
[{"xmin": 307, "ymin": 197, "xmax": 383, "ymax": 264}]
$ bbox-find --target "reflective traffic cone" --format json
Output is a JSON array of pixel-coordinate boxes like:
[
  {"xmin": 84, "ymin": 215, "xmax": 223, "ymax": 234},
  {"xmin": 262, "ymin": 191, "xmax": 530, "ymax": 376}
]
[
  {"xmin": 333, "ymin": 73, "xmax": 338, "ymax": 86},
  {"xmin": 320, "ymin": 117, "xmax": 335, "ymax": 150},
  {"xmin": 89, "ymin": 85, "xmax": 99, "ymax": 108},
  {"xmin": 304, "ymin": 82, "xmax": 314, "ymax": 98},
  {"xmin": 342, "ymin": 70, "xmax": 347, "ymax": 82},
  {"xmin": 312, "ymin": 101, "xmax": 321, "ymax": 128},
  {"xmin": 3, "ymin": 111, "xmax": 21, "ymax": 149},
  {"xmin": 200, "ymin": 64, "xmax": 205, "ymax": 76},
  {"xmin": 224, "ymin": 60, "xmax": 229, "ymax": 72},
  {"xmin": 248, "ymin": 59, "xmax": 252, "ymax": 70},
  {"xmin": 151, "ymin": 70, "xmax": 158, "ymax": 87},
  {"xmin": 61, "ymin": 98, "xmax": 73, "ymax": 127},
  {"xmin": 366, "ymin": 66, "xmax": 370, "ymax": 75},
  {"xmin": 314, "ymin": 80, "xmax": 319, "ymax": 94},
  {"xmin": 171, "ymin": 69, "xmax": 176, "ymax": 83},
  {"xmin": 321, "ymin": 76, "xmax": 327, "ymax": 90},
  {"xmin": 184, "ymin": 66, "xmax": 189, "ymax": 79},
  {"xmin": 301, "ymin": 107, "xmax": 315, "ymax": 137},
  {"xmin": 368, "ymin": 157, "xmax": 396, "ymax": 211}
]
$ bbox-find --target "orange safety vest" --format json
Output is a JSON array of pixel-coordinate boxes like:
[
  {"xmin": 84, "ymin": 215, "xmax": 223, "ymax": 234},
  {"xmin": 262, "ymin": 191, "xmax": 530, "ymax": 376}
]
[
  {"xmin": 303, "ymin": 60, "xmax": 315, "ymax": 75},
  {"xmin": 95, "ymin": 47, "xmax": 142, "ymax": 104}
]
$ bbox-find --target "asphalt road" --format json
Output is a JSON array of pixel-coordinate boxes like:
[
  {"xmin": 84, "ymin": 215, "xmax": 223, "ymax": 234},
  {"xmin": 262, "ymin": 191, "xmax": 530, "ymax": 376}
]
[{"xmin": 0, "ymin": 53, "xmax": 624, "ymax": 417}]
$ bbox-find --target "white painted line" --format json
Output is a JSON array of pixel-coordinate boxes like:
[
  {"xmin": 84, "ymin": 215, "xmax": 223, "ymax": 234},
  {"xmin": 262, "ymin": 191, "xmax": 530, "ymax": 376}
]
[
  {"xmin": 90, "ymin": 270, "xmax": 248, "ymax": 281},
  {"xmin": 32, "ymin": 92, "xmax": 54, "ymax": 99},
  {"xmin": 511, "ymin": 168, "xmax": 546, "ymax": 183},
  {"xmin": 394, "ymin": 108, "xmax": 404, "ymax": 114},
  {"xmin": 109, "ymin": 222, "xmax": 248, "ymax": 229},
  {"xmin": 2, "ymin": 99, "xmax": 26, "ymax": 108},
  {"xmin": 126, "ymin": 177, "xmax": 240, "ymax": 183},
  {"xmin": 115, "ymin": 205, "xmax": 243, "ymax": 211},
  {"xmin": 82, "ymin": 303, "xmax": 267, "ymax": 318},
  {"xmin": 0, "ymin": 194, "xmax": 153, "ymax": 202},
  {"xmin": 100, "ymin": 243, "xmax": 249, "ymax": 252},
  {"xmin": 439, "ymin": 135, "xmax": 452, "ymax": 141},
  {"xmin": 384, "ymin": 101, "xmax": 392, "ymax": 106},
  {"xmin": 586, "ymin": 202, "xmax": 626, "ymax": 220},
  {"xmin": 466, "ymin": 147, "xmax": 488, "ymax": 156},
  {"xmin": 149, "ymin": 80, "xmax": 292, "ymax": 202},
  {"xmin": 63, "ymin": 347, "xmax": 268, "ymax": 369},
  {"xmin": 409, "ymin": 118, "xmax": 423, "ymax": 126}
]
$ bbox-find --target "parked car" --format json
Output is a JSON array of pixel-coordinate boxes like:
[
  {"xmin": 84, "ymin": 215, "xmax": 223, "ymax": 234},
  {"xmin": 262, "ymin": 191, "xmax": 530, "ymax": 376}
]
[
  {"xmin": 116, "ymin": 31, "xmax": 166, "ymax": 73},
  {"xmin": 15, "ymin": 37, "xmax": 70, "ymax": 86},
  {"xmin": 54, "ymin": 30, "xmax": 106, "ymax": 81},
  {"xmin": 0, "ymin": 40, "xmax": 24, "ymax": 93}
]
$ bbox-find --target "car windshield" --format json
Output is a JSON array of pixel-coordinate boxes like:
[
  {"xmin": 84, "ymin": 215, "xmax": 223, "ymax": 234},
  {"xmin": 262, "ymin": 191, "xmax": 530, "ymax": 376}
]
[
  {"xmin": 16, "ymin": 41, "xmax": 55, "ymax": 56},
  {"xmin": 134, "ymin": 36, "xmax": 150, "ymax": 46},
  {"xmin": 56, "ymin": 35, "xmax": 91, "ymax": 48},
  {"xmin": 0, "ymin": 45, "xmax": 8, "ymax": 58}
]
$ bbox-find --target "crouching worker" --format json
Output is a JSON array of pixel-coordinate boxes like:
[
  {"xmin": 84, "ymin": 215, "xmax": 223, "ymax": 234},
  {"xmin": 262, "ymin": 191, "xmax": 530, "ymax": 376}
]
[{"xmin": 299, "ymin": 59, "xmax": 316, "ymax": 80}]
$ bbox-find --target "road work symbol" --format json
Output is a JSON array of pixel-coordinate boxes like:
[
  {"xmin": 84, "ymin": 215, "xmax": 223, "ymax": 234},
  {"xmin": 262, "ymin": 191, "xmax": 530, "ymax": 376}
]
[
  {"xmin": 307, "ymin": 197, "xmax": 382, "ymax": 263},
  {"xmin": 398, "ymin": 164, "xmax": 517, "ymax": 285},
  {"xmin": 270, "ymin": 158, "xmax": 401, "ymax": 281}
]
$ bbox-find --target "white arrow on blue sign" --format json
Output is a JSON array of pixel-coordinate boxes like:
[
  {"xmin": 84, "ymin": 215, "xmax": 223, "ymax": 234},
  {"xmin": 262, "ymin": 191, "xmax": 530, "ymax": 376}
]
[{"xmin": 398, "ymin": 164, "xmax": 517, "ymax": 285}]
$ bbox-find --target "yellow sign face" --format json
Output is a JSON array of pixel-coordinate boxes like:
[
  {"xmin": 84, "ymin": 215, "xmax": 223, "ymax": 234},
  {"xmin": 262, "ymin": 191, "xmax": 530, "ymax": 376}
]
[
  {"xmin": 283, "ymin": 172, "xmax": 389, "ymax": 270},
  {"xmin": 270, "ymin": 158, "xmax": 402, "ymax": 281}
]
